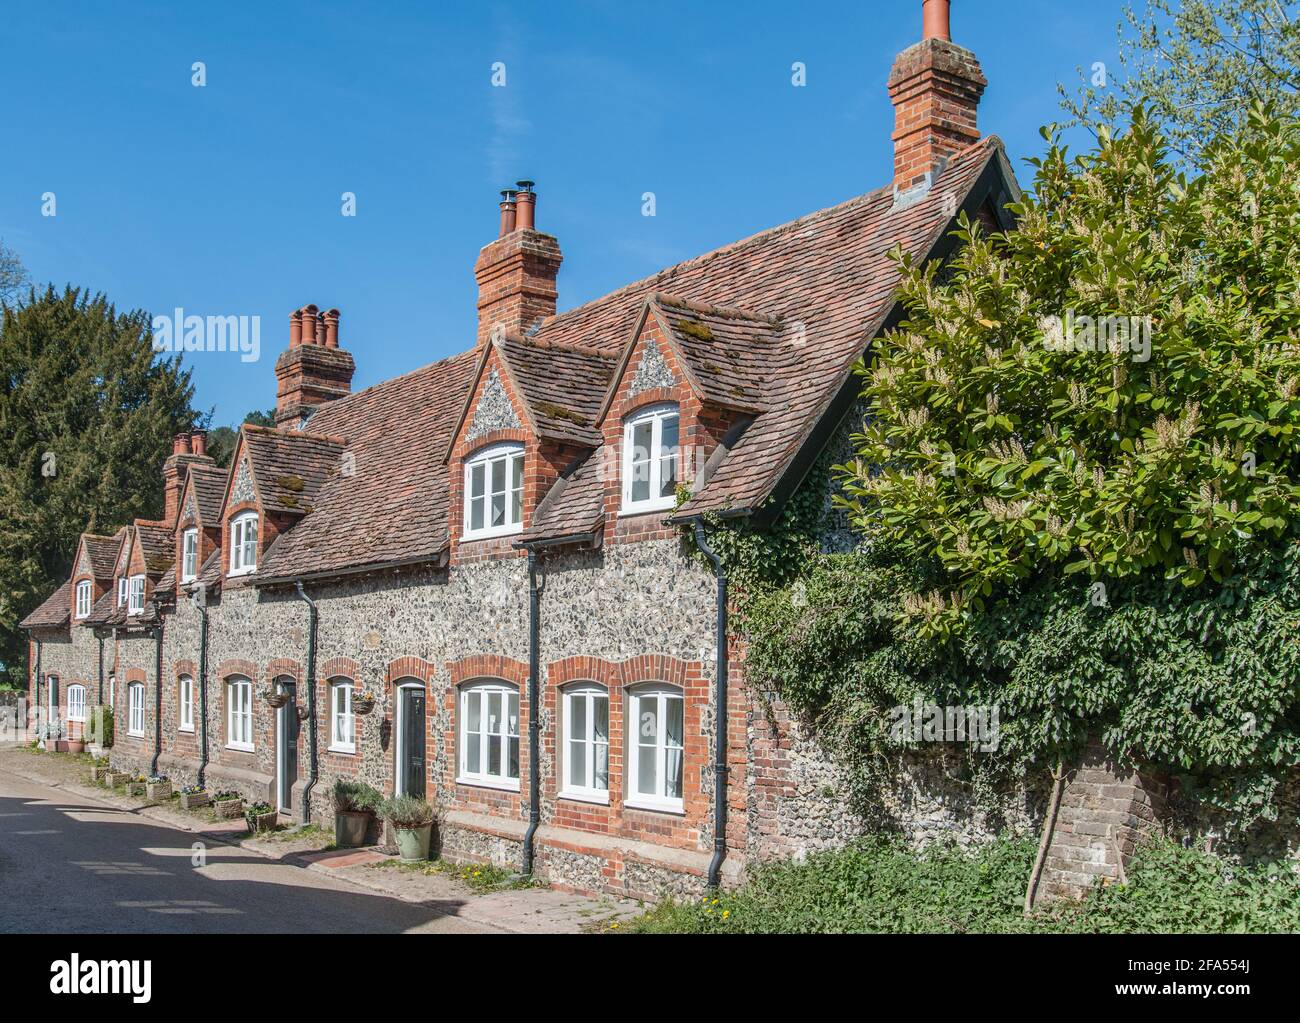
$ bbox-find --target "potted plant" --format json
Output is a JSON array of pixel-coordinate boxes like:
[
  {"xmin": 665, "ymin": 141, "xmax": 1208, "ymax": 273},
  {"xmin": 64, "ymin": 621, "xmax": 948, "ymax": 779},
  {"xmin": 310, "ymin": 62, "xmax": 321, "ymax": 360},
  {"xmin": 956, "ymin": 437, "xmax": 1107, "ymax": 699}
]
[
  {"xmin": 244, "ymin": 801, "xmax": 278, "ymax": 833},
  {"xmin": 126, "ymin": 775, "xmax": 148, "ymax": 797},
  {"xmin": 332, "ymin": 778, "xmax": 381, "ymax": 848},
  {"xmin": 88, "ymin": 758, "xmax": 107, "ymax": 782},
  {"xmin": 211, "ymin": 791, "xmax": 244, "ymax": 819},
  {"xmin": 103, "ymin": 767, "xmax": 126, "ymax": 787},
  {"xmin": 179, "ymin": 784, "xmax": 209, "ymax": 810},
  {"xmin": 262, "ymin": 686, "xmax": 289, "ymax": 709},
  {"xmin": 354, "ymin": 689, "xmax": 377, "ymax": 716},
  {"xmin": 43, "ymin": 716, "xmax": 67, "ymax": 752},
  {"xmin": 66, "ymin": 732, "xmax": 86, "ymax": 755},
  {"xmin": 378, "ymin": 795, "xmax": 435, "ymax": 862},
  {"xmin": 146, "ymin": 775, "xmax": 171, "ymax": 800}
]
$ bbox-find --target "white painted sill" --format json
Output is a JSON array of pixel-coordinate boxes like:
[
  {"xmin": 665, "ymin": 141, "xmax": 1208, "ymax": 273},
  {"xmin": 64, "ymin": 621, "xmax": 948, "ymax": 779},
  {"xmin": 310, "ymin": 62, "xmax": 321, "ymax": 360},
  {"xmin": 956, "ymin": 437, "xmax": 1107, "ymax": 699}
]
[
  {"xmin": 328, "ymin": 743, "xmax": 356, "ymax": 755},
  {"xmin": 461, "ymin": 523, "xmax": 524, "ymax": 542},
  {"xmin": 617, "ymin": 499, "xmax": 676, "ymax": 519},
  {"xmin": 179, "ymin": 725, "xmax": 194, "ymax": 733},
  {"xmin": 623, "ymin": 797, "xmax": 686, "ymax": 816},
  {"xmin": 226, "ymin": 742, "xmax": 254, "ymax": 753},
  {"xmin": 127, "ymin": 730, "xmax": 145, "ymax": 738},
  {"xmin": 558, "ymin": 789, "xmax": 610, "ymax": 806},
  {"xmin": 457, "ymin": 775, "xmax": 521, "ymax": 793}
]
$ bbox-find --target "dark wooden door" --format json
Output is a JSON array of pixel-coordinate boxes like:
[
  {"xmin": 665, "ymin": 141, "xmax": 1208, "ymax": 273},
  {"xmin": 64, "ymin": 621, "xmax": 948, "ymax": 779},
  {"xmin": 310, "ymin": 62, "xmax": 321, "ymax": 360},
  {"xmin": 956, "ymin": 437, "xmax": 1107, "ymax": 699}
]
[
  {"xmin": 403, "ymin": 689, "xmax": 426, "ymax": 799},
  {"xmin": 279, "ymin": 694, "xmax": 298, "ymax": 811}
]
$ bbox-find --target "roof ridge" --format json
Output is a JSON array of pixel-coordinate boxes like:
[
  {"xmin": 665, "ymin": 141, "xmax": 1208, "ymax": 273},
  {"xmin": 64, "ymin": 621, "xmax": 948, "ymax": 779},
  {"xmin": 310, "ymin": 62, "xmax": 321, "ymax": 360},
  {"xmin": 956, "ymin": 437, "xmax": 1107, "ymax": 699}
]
[
  {"xmin": 500, "ymin": 334, "xmax": 618, "ymax": 360},
  {"xmin": 244, "ymin": 423, "xmax": 349, "ymax": 447},
  {"xmin": 651, "ymin": 292, "xmax": 779, "ymax": 324}
]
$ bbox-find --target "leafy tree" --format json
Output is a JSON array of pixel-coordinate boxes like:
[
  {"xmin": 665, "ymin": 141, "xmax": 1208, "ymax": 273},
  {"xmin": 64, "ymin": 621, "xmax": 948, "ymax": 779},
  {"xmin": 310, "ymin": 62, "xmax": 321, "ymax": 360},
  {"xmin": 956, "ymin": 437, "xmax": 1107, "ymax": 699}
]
[
  {"xmin": 1061, "ymin": 0, "xmax": 1300, "ymax": 166},
  {"xmin": 0, "ymin": 239, "xmax": 28, "ymax": 307},
  {"xmin": 0, "ymin": 286, "xmax": 197, "ymax": 684},
  {"xmin": 205, "ymin": 408, "xmax": 276, "ymax": 468},
  {"xmin": 837, "ymin": 106, "xmax": 1300, "ymax": 634}
]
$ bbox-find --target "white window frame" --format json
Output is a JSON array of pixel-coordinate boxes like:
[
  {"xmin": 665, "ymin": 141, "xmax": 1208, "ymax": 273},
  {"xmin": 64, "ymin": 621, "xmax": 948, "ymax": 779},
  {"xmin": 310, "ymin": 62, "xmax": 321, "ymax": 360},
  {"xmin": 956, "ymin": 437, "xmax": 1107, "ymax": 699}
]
[
  {"xmin": 117, "ymin": 577, "xmax": 126, "ymax": 607},
  {"xmin": 75, "ymin": 580, "xmax": 91, "ymax": 619},
  {"xmin": 329, "ymin": 679, "xmax": 355, "ymax": 754},
  {"xmin": 178, "ymin": 675, "xmax": 194, "ymax": 732},
  {"xmin": 107, "ymin": 673, "xmax": 115, "ymax": 710},
  {"xmin": 621, "ymin": 403, "xmax": 680, "ymax": 514},
  {"xmin": 128, "ymin": 575, "xmax": 145, "ymax": 614},
  {"xmin": 457, "ymin": 682, "xmax": 520, "ymax": 791},
  {"xmin": 229, "ymin": 512, "xmax": 258, "ymax": 576},
  {"xmin": 226, "ymin": 677, "xmax": 253, "ymax": 751},
  {"xmin": 626, "ymin": 685, "xmax": 686, "ymax": 813},
  {"xmin": 181, "ymin": 528, "xmax": 199, "ymax": 583},
  {"xmin": 127, "ymin": 682, "xmax": 145, "ymax": 737},
  {"xmin": 561, "ymin": 684, "xmax": 610, "ymax": 804},
  {"xmin": 462, "ymin": 443, "xmax": 525, "ymax": 540},
  {"xmin": 67, "ymin": 684, "xmax": 86, "ymax": 722}
]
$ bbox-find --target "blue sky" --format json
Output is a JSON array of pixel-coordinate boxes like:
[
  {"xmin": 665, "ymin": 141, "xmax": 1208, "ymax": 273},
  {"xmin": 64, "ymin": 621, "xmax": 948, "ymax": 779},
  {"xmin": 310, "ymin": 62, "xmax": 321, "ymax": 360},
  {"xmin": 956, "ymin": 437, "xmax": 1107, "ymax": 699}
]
[{"xmin": 0, "ymin": 0, "xmax": 1122, "ymax": 426}]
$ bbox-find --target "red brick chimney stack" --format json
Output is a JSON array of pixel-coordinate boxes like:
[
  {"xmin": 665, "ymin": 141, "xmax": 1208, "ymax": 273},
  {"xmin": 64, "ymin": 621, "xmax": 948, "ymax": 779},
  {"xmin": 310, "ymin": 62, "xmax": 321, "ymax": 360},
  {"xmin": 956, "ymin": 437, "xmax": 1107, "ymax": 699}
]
[
  {"xmin": 162, "ymin": 431, "xmax": 215, "ymax": 524},
  {"xmin": 888, "ymin": 0, "xmax": 986, "ymax": 193},
  {"xmin": 274, "ymin": 305, "xmax": 356, "ymax": 428},
  {"xmin": 474, "ymin": 179, "xmax": 563, "ymax": 346}
]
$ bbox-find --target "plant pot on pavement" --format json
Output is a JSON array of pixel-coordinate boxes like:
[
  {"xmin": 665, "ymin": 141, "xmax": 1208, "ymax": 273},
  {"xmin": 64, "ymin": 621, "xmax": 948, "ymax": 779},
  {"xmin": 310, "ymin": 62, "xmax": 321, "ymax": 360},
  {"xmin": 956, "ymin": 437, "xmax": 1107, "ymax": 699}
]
[
  {"xmin": 146, "ymin": 781, "xmax": 171, "ymax": 800},
  {"xmin": 394, "ymin": 824, "xmax": 433, "ymax": 862},
  {"xmin": 335, "ymin": 811, "xmax": 372, "ymax": 848},
  {"xmin": 212, "ymin": 796, "xmax": 244, "ymax": 819},
  {"xmin": 179, "ymin": 790, "xmax": 209, "ymax": 810},
  {"xmin": 66, "ymin": 740, "xmax": 86, "ymax": 755}
]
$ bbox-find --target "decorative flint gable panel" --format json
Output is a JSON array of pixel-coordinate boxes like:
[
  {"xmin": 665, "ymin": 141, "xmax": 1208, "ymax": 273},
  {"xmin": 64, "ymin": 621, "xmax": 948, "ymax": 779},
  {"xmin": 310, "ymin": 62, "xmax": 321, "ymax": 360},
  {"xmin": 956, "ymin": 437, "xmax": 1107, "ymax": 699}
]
[
  {"xmin": 230, "ymin": 457, "xmax": 256, "ymax": 505},
  {"xmin": 466, "ymin": 369, "xmax": 522, "ymax": 442},
  {"xmin": 182, "ymin": 486, "xmax": 198, "ymax": 524},
  {"xmin": 629, "ymin": 339, "xmax": 677, "ymax": 397},
  {"xmin": 75, "ymin": 545, "xmax": 90, "ymax": 577}
]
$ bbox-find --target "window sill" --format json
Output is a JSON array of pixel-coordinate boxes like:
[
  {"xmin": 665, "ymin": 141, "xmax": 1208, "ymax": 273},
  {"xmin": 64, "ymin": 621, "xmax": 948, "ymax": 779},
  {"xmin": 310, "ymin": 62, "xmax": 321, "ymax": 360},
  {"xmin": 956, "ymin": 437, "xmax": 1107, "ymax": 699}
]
[
  {"xmin": 178, "ymin": 725, "xmax": 194, "ymax": 733},
  {"xmin": 461, "ymin": 525, "xmax": 524, "ymax": 543},
  {"xmin": 559, "ymin": 789, "xmax": 610, "ymax": 806},
  {"xmin": 180, "ymin": 576, "xmax": 197, "ymax": 585},
  {"xmin": 618, "ymin": 501, "xmax": 676, "ymax": 519},
  {"xmin": 623, "ymin": 798, "xmax": 686, "ymax": 816},
  {"xmin": 226, "ymin": 568, "xmax": 256, "ymax": 578},
  {"xmin": 225, "ymin": 743, "xmax": 254, "ymax": 754},
  {"xmin": 127, "ymin": 730, "xmax": 145, "ymax": 739},
  {"xmin": 456, "ymin": 775, "xmax": 521, "ymax": 793},
  {"xmin": 67, "ymin": 716, "xmax": 85, "ymax": 723},
  {"xmin": 328, "ymin": 744, "xmax": 356, "ymax": 755}
]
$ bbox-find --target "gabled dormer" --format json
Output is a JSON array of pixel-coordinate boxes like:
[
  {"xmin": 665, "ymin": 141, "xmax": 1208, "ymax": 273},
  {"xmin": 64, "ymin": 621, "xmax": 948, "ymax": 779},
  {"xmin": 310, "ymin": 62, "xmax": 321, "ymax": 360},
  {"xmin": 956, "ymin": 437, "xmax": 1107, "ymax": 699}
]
[
  {"xmin": 592, "ymin": 293, "xmax": 777, "ymax": 542},
  {"xmin": 176, "ymin": 463, "xmax": 229, "ymax": 588},
  {"xmin": 219, "ymin": 425, "xmax": 347, "ymax": 584},
  {"xmin": 69, "ymin": 532, "xmax": 116, "ymax": 624},
  {"xmin": 444, "ymin": 330, "xmax": 614, "ymax": 562}
]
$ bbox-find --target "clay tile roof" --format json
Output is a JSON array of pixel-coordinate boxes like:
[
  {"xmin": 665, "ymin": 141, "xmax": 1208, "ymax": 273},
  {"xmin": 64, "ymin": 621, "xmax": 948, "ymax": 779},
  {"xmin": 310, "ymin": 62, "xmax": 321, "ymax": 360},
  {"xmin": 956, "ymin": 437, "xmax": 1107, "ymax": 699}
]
[
  {"xmin": 188, "ymin": 465, "xmax": 229, "ymax": 524},
  {"xmin": 20, "ymin": 582, "xmax": 71, "ymax": 630},
  {"xmin": 241, "ymin": 425, "xmax": 347, "ymax": 516},
  {"xmin": 256, "ymin": 350, "xmax": 478, "ymax": 581},
  {"xmin": 155, "ymin": 564, "xmax": 176, "ymax": 597},
  {"xmin": 496, "ymin": 334, "xmax": 617, "ymax": 447},
  {"xmin": 649, "ymin": 294, "xmax": 779, "ymax": 414},
  {"xmin": 134, "ymin": 521, "xmax": 175, "ymax": 577},
  {"xmin": 519, "ymin": 449, "xmax": 606, "ymax": 544},
  {"xmin": 85, "ymin": 588, "xmax": 117, "ymax": 626},
  {"xmin": 81, "ymin": 534, "xmax": 120, "ymax": 580}
]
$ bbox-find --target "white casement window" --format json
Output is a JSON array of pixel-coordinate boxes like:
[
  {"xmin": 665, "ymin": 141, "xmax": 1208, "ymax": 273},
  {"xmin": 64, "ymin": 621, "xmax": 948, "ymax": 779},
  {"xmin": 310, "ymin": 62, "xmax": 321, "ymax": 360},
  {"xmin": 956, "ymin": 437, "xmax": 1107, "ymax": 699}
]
[
  {"xmin": 74, "ymin": 580, "xmax": 91, "ymax": 619},
  {"xmin": 117, "ymin": 577, "xmax": 127, "ymax": 607},
  {"xmin": 627, "ymin": 686, "xmax": 685, "ymax": 812},
  {"xmin": 329, "ymin": 680, "xmax": 355, "ymax": 753},
  {"xmin": 128, "ymin": 575, "xmax": 145, "ymax": 614},
  {"xmin": 127, "ymin": 683, "xmax": 145, "ymax": 737},
  {"xmin": 181, "ymin": 528, "xmax": 199, "ymax": 583},
  {"xmin": 67, "ymin": 684, "xmax": 86, "ymax": 722},
  {"xmin": 621, "ymin": 403, "xmax": 680, "ymax": 514},
  {"xmin": 178, "ymin": 675, "xmax": 194, "ymax": 732},
  {"xmin": 458, "ymin": 682, "xmax": 520, "ymax": 789},
  {"xmin": 226, "ymin": 677, "xmax": 253, "ymax": 751},
  {"xmin": 229, "ymin": 512, "xmax": 258, "ymax": 575},
  {"xmin": 107, "ymin": 673, "xmax": 115, "ymax": 710},
  {"xmin": 561, "ymin": 684, "xmax": 610, "ymax": 802},
  {"xmin": 463, "ymin": 443, "xmax": 525, "ymax": 540}
]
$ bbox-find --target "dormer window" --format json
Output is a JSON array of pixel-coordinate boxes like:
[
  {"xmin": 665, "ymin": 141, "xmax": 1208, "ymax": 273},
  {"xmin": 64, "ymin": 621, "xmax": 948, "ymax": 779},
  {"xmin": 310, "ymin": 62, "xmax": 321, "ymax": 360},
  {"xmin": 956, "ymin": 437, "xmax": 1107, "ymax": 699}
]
[
  {"xmin": 463, "ymin": 443, "xmax": 524, "ymax": 540},
  {"xmin": 75, "ymin": 581, "xmax": 91, "ymax": 619},
  {"xmin": 117, "ymin": 577, "xmax": 127, "ymax": 607},
  {"xmin": 229, "ymin": 512, "xmax": 258, "ymax": 575},
  {"xmin": 181, "ymin": 528, "xmax": 199, "ymax": 583},
  {"xmin": 128, "ymin": 575, "xmax": 145, "ymax": 614},
  {"xmin": 622, "ymin": 403, "xmax": 680, "ymax": 514}
]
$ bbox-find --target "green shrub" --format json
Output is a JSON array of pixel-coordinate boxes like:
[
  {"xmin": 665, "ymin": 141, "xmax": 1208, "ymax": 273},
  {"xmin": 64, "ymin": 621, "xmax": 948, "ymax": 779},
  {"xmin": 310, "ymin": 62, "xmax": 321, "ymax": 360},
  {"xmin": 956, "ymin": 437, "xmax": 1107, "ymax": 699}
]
[
  {"xmin": 332, "ymin": 778, "xmax": 381, "ymax": 814},
  {"xmin": 378, "ymin": 795, "xmax": 433, "ymax": 829},
  {"xmin": 630, "ymin": 835, "xmax": 1300, "ymax": 934}
]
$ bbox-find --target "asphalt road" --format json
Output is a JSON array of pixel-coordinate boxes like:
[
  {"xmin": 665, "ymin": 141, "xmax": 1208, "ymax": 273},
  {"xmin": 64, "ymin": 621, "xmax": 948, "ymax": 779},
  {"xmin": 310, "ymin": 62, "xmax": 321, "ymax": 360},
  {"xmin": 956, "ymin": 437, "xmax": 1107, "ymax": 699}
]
[{"xmin": 0, "ymin": 767, "xmax": 493, "ymax": 934}]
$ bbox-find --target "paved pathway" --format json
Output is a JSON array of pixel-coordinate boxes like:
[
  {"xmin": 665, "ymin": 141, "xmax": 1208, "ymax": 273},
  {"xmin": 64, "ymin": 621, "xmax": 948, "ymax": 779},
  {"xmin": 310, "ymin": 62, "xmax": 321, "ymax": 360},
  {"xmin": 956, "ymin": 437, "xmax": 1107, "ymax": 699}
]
[{"xmin": 0, "ymin": 748, "xmax": 639, "ymax": 934}]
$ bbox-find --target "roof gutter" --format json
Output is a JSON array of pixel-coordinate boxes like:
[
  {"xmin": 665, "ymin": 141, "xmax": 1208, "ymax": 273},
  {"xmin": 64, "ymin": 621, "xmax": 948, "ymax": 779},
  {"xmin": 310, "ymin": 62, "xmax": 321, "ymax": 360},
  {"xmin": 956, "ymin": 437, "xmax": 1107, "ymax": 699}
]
[
  {"xmin": 253, "ymin": 552, "xmax": 448, "ymax": 589},
  {"xmin": 294, "ymin": 582, "xmax": 320, "ymax": 825},
  {"xmin": 692, "ymin": 521, "xmax": 730, "ymax": 890}
]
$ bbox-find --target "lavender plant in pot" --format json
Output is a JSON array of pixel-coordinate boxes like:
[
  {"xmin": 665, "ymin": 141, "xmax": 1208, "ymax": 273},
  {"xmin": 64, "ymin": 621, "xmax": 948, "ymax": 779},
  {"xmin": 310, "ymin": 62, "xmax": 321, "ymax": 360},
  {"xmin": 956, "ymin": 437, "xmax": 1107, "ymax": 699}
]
[
  {"xmin": 333, "ymin": 778, "xmax": 381, "ymax": 848},
  {"xmin": 378, "ymin": 795, "xmax": 434, "ymax": 862}
]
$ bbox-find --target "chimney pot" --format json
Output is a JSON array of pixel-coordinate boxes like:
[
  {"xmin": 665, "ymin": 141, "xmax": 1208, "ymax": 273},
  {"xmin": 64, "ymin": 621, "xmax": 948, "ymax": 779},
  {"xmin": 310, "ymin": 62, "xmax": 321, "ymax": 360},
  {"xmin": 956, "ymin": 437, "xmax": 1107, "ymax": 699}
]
[
  {"xmin": 498, "ymin": 190, "xmax": 518, "ymax": 237},
  {"xmin": 923, "ymin": 0, "xmax": 951, "ymax": 41},
  {"xmin": 301, "ymin": 304, "xmax": 318, "ymax": 345},
  {"xmin": 324, "ymin": 309, "xmax": 340, "ymax": 348},
  {"xmin": 289, "ymin": 309, "xmax": 303, "ymax": 348},
  {"xmin": 515, "ymin": 185, "xmax": 536, "ymax": 231},
  {"xmin": 191, "ymin": 430, "xmax": 207, "ymax": 457},
  {"xmin": 173, "ymin": 433, "xmax": 191, "ymax": 455}
]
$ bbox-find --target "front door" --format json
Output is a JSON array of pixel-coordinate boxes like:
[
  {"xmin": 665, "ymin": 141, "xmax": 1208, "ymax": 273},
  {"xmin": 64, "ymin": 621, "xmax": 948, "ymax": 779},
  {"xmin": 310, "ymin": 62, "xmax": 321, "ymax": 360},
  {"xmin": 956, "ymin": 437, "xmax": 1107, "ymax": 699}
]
[
  {"xmin": 402, "ymin": 688, "xmax": 426, "ymax": 799},
  {"xmin": 277, "ymin": 683, "xmax": 298, "ymax": 812}
]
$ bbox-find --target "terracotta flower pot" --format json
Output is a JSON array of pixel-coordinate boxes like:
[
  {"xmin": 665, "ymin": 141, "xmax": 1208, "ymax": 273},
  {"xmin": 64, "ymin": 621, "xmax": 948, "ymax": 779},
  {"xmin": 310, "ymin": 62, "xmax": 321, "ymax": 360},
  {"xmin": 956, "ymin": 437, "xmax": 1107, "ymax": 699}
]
[{"xmin": 66, "ymin": 740, "xmax": 86, "ymax": 754}]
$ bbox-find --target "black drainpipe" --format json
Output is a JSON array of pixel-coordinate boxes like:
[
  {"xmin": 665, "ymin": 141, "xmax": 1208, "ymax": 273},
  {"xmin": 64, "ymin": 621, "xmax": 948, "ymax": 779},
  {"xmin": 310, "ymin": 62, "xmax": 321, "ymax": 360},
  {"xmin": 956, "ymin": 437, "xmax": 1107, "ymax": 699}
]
[
  {"xmin": 96, "ymin": 633, "xmax": 105, "ymax": 704},
  {"xmin": 693, "ymin": 522, "xmax": 730, "ymax": 891},
  {"xmin": 295, "ymin": 582, "xmax": 319, "ymax": 825},
  {"xmin": 150, "ymin": 621, "xmax": 164, "ymax": 776},
  {"xmin": 522, "ymin": 549, "xmax": 544, "ymax": 875},
  {"xmin": 34, "ymin": 638, "xmax": 43, "ymax": 739},
  {"xmin": 193, "ymin": 590, "xmax": 210, "ymax": 788}
]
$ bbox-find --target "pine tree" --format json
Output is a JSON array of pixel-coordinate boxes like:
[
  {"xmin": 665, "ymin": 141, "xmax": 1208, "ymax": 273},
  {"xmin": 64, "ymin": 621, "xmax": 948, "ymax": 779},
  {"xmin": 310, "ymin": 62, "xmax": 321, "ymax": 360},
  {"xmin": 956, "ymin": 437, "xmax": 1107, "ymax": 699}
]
[{"xmin": 0, "ymin": 286, "xmax": 198, "ymax": 684}]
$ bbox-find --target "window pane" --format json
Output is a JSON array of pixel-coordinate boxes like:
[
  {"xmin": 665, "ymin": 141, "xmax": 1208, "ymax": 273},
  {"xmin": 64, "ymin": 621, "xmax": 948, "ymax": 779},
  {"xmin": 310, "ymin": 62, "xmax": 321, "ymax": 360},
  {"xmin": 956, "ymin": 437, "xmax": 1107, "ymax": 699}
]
[
  {"xmin": 595, "ymin": 741, "xmax": 609, "ymax": 790},
  {"xmin": 659, "ymin": 415, "xmax": 679, "ymax": 498},
  {"xmin": 507, "ymin": 736, "xmax": 519, "ymax": 779},
  {"xmin": 488, "ymin": 734, "xmax": 501, "ymax": 775},
  {"xmin": 666, "ymin": 748, "xmax": 683, "ymax": 799},
  {"xmin": 471, "ymin": 494, "xmax": 485, "ymax": 531},
  {"xmin": 488, "ymin": 692, "xmax": 501, "ymax": 734},
  {"xmin": 507, "ymin": 693, "xmax": 519, "ymax": 735},
  {"xmin": 491, "ymin": 490, "xmax": 505, "ymax": 527},
  {"xmin": 638, "ymin": 740, "xmax": 657, "ymax": 795},
  {"xmin": 467, "ymin": 692, "xmax": 481, "ymax": 733},
  {"xmin": 638, "ymin": 697, "xmax": 659, "ymax": 743},
  {"xmin": 571, "ymin": 694, "xmax": 587, "ymax": 740},
  {"xmin": 569, "ymin": 738, "xmax": 587, "ymax": 787},
  {"xmin": 511, "ymin": 487, "xmax": 522, "ymax": 525},
  {"xmin": 511, "ymin": 454, "xmax": 523, "ymax": 491},
  {"xmin": 470, "ymin": 462, "xmax": 485, "ymax": 499},
  {"xmin": 491, "ymin": 456, "xmax": 506, "ymax": 495},
  {"xmin": 594, "ymin": 696, "xmax": 608, "ymax": 743}
]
